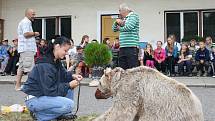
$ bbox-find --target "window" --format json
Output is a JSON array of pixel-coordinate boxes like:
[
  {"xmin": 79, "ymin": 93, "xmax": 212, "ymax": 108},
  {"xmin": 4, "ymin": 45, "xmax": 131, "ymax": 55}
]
[
  {"xmin": 60, "ymin": 17, "xmax": 72, "ymax": 39},
  {"xmin": 0, "ymin": 19, "xmax": 4, "ymax": 42},
  {"xmin": 46, "ymin": 18, "xmax": 56, "ymax": 40},
  {"xmin": 203, "ymin": 11, "xmax": 215, "ymax": 39},
  {"xmin": 32, "ymin": 19, "xmax": 42, "ymax": 39},
  {"xmin": 184, "ymin": 12, "xmax": 198, "ymax": 38},
  {"xmin": 165, "ymin": 12, "xmax": 198, "ymax": 43},
  {"xmin": 32, "ymin": 16, "xmax": 72, "ymax": 40},
  {"xmin": 166, "ymin": 13, "xmax": 180, "ymax": 42},
  {"xmin": 165, "ymin": 10, "xmax": 215, "ymax": 42}
]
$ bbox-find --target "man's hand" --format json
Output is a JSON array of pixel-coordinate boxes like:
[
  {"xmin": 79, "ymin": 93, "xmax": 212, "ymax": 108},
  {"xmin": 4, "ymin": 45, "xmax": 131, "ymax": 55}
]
[
  {"xmin": 34, "ymin": 32, "xmax": 40, "ymax": 37},
  {"xmin": 69, "ymin": 80, "xmax": 79, "ymax": 89},
  {"xmin": 116, "ymin": 19, "xmax": 122, "ymax": 25},
  {"xmin": 9, "ymin": 48, "xmax": 13, "ymax": 53},
  {"xmin": 200, "ymin": 60, "xmax": 204, "ymax": 64},
  {"xmin": 72, "ymin": 74, "xmax": 83, "ymax": 81},
  {"xmin": 116, "ymin": 26, "xmax": 120, "ymax": 31},
  {"xmin": 12, "ymin": 47, "xmax": 16, "ymax": 52}
]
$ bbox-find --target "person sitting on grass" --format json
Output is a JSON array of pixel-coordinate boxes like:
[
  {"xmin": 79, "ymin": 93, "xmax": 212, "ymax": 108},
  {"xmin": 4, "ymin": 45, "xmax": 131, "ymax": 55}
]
[
  {"xmin": 178, "ymin": 43, "xmax": 192, "ymax": 76},
  {"xmin": 195, "ymin": 41, "xmax": 210, "ymax": 77},
  {"xmin": 210, "ymin": 43, "xmax": 215, "ymax": 78},
  {"xmin": 21, "ymin": 36, "xmax": 83, "ymax": 121}
]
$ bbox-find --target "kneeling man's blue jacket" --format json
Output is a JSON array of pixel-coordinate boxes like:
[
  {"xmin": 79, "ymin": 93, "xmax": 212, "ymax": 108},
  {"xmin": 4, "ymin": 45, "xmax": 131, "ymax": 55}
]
[{"xmin": 22, "ymin": 54, "xmax": 73, "ymax": 97}]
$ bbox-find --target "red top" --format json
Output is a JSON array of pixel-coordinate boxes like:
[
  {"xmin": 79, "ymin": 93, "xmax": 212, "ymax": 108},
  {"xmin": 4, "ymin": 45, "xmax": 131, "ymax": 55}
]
[{"xmin": 154, "ymin": 48, "xmax": 166, "ymax": 62}]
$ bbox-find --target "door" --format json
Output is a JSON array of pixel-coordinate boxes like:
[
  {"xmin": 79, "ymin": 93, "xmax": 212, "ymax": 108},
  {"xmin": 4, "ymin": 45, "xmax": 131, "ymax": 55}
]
[
  {"xmin": 101, "ymin": 15, "xmax": 119, "ymax": 45},
  {"xmin": 0, "ymin": 19, "xmax": 3, "ymax": 42}
]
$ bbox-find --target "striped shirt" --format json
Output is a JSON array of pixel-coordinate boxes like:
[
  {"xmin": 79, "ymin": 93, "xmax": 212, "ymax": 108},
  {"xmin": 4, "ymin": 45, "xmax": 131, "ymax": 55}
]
[{"xmin": 112, "ymin": 12, "xmax": 139, "ymax": 48}]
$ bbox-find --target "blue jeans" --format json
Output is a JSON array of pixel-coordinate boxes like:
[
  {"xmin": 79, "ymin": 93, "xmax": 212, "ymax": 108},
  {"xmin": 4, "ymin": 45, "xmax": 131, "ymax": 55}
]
[
  {"xmin": 178, "ymin": 60, "xmax": 192, "ymax": 74},
  {"xmin": 25, "ymin": 89, "xmax": 74, "ymax": 121}
]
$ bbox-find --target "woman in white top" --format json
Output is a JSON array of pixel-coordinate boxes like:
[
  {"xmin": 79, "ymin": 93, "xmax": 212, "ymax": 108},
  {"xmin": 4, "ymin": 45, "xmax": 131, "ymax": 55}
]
[{"xmin": 65, "ymin": 39, "xmax": 77, "ymax": 70}]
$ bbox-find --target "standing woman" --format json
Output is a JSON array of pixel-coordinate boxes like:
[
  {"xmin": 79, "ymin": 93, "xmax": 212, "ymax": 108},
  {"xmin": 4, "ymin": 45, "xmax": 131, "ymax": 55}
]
[
  {"xmin": 21, "ymin": 36, "xmax": 83, "ymax": 121},
  {"xmin": 165, "ymin": 37, "xmax": 178, "ymax": 76}
]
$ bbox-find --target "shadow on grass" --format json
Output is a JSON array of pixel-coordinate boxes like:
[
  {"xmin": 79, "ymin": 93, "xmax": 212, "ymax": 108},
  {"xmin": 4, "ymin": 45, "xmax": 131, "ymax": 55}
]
[{"xmin": 0, "ymin": 112, "xmax": 98, "ymax": 121}]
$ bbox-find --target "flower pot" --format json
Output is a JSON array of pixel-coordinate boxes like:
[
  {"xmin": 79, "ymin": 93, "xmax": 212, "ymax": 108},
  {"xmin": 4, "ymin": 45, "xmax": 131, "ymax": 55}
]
[{"xmin": 92, "ymin": 66, "xmax": 104, "ymax": 79}]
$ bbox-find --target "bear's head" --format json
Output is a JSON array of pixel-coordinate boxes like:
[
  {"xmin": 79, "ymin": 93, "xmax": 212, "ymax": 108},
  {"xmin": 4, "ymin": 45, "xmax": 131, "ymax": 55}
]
[{"xmin": 95, "ymin": 67, "xmax": 124, "ymax": 99}]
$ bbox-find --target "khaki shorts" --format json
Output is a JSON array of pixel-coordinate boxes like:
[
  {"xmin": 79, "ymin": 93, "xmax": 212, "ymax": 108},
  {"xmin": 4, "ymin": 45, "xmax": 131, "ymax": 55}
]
[{"xmin": 18, "ymin": 51, "xmax": 35, "ymax": 73}]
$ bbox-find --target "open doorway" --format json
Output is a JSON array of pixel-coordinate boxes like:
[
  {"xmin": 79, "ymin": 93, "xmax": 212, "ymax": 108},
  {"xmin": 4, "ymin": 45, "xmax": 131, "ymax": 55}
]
[{"xmin": 101, "ymin": 14, "xmax": 119, "ymax": 45}]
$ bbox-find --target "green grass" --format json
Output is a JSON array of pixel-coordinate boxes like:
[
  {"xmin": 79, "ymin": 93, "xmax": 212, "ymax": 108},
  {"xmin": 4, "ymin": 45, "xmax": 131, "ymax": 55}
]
[{"xmin": 0, "ymin": 112, "xmax": 98, "ymax": 121}]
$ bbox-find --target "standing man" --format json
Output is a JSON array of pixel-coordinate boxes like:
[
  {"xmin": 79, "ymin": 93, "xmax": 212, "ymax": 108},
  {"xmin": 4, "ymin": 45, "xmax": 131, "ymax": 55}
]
[
  {"xmin": 15, "ymin": 8, "xmax": 40, "ymax": 90},
  {"xmin": 112, "ymin": 3, "xmax": 139, "ymax": 69}
]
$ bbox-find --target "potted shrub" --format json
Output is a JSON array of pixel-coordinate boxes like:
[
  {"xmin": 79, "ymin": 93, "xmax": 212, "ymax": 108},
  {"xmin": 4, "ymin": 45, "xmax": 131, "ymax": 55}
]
[{"xmin": 84, "ymin": 43, "xmax": 112, "ymax": 79}]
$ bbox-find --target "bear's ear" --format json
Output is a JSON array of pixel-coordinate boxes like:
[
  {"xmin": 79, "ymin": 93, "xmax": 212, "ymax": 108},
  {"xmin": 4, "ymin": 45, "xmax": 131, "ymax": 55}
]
[
  {"xmin": 104, "ymin": 68, "xmax": 112, "ymax": 80},
  {"xmin": 112, "ymin": 67, "xmax": 124, "ymax": 81}
]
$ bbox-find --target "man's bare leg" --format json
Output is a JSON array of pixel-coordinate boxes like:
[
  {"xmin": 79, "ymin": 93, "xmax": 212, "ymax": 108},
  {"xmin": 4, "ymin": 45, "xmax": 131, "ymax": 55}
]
[{"xmin": 15, "ymin": 68, "xmax": 23, "ymax": 91}]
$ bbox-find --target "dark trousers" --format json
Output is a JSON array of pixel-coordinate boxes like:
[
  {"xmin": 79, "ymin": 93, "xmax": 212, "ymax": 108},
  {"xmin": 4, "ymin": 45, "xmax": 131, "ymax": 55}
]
[
  {"xmin": 166, "ymin": 56, "xmax": 175, "ymax": 74},
  {"xmin": 178, "ymin": 60, "xmax": 192, "ymax": 74},
  {"xmin": 119, "ymin": 47, "xmax": 139, "ymax": 70},
  {"xmin": 196, "ymin": 61, "xmax": 209, "ymax": 72},
  {"xmin": 212, "ymin": 62, "xmax": 215, "ymax": 75},
  {"xmin": 4, "ymin": 56, "xmax": 19, "ymax": 74},
  {"xmin": 155, "ymin": 61, "xmax": 166, "ymax": 72}
]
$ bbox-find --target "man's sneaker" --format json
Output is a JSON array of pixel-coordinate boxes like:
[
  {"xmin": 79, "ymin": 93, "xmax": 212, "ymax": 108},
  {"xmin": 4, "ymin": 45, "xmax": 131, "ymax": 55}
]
[
  {"xmin": 1, "ymin": 72, "xmax": 6, "ymax": 76},
  {"xmin": 179, "ymin": 72, "xmax": 183, "ymax": 76},
  {"xmin": 166, "ymin": 72, "xmax": 170, "ymax": 77},
  {"xmin": 170, "ymin": 73, "xmax": 175, "ymax": 77},
  {"xmin": 89, "ymin": 80, "xmax": 99, "ymax": 87},
  {"xmin": 212, "ymin": 75, "xmax": 215, "ymax": 78},
  {"xmin": 202, "ymin": 72, "xmax": 207, "ymax": 77},
  {"xmin": 197, "ymin": 71, "xmax": 201, "ymax": 77},
  {"xmin": 57, "ymin": 113, "xmax": 77, "ymax": 120},
  {"xmin": 30, "ymin": 111, "xmax": 37, "ymax": 121},
  {"xmin": 188, "ymin": 73, "xmax": 192, "ymax": 77}
]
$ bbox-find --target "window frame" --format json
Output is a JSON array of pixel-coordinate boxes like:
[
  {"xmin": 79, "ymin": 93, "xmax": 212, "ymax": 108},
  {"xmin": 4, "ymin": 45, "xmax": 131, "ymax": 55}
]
[
  {"xmin": 33, "ymin": 15, "xmax": 72, "ymax": 40},
  {"xmin": 164, "ymin": 9, "xmax": 215, "ymax": 42},
  {"xmin": 201, "ymin": 10, "xmax": 215, "ymax": 38}
]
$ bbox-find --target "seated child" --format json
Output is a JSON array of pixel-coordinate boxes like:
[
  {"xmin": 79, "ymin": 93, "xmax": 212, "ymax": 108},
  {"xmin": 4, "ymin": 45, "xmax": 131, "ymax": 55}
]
[
  {"xmin": 195, "ymin": 41, "xmax": 210, "ymax": 77},
  {"xmin": 154, "ymin": 41, "xmax": 166, "ymax": 73},
  {"xmin": 144, "ymin": 44, "xmax": 155, "ymax": 68},
  {"xmin": 178, "ymin": 43, "xmax": 192, "ymax": 76},
  {"xmin": 210, "ymin": 43, "xmax": 215, "ymax": 78}
]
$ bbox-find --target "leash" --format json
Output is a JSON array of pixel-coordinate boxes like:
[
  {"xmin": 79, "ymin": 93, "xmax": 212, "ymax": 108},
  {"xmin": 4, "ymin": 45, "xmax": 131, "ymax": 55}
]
[
  {"xmin": 70, "ymin": 83, "xmax": 81, "ymax": 120},
  {"xmin": 74, "ymin": 83, "xmax": 81, "ymax": 115}
]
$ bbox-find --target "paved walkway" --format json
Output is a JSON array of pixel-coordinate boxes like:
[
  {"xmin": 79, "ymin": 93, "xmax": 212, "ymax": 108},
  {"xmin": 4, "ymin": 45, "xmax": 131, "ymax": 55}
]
[{"xmin": 0, "ymin": 75, "xmax": 214, "ymax": 87}]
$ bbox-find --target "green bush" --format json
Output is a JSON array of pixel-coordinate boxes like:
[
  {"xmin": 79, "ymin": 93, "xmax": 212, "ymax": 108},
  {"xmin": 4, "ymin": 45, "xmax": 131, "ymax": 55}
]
[
  {"xmin": 84, "ymin": 43, "xmax": 112, "ymax": 67},
  {"xmin": 182, "ymin": 35, "xmax": 204, "ymax": 42}
]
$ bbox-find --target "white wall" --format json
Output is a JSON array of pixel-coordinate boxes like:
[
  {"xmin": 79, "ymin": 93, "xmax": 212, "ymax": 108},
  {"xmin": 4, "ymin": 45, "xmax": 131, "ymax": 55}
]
[
  {"xmin": 0, "ymin": 0, "xmax": 2, "ymax": 18},
  {"xmin": 1, "ymin": 0, "xmax": 215, "ymax": 45}
]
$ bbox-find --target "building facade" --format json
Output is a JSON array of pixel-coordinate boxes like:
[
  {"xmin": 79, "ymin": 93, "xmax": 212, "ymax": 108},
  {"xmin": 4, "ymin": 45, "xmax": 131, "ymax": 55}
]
[{"xmin": 0, "ymin": 0, "xmax": 215, "ymax": 45}]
